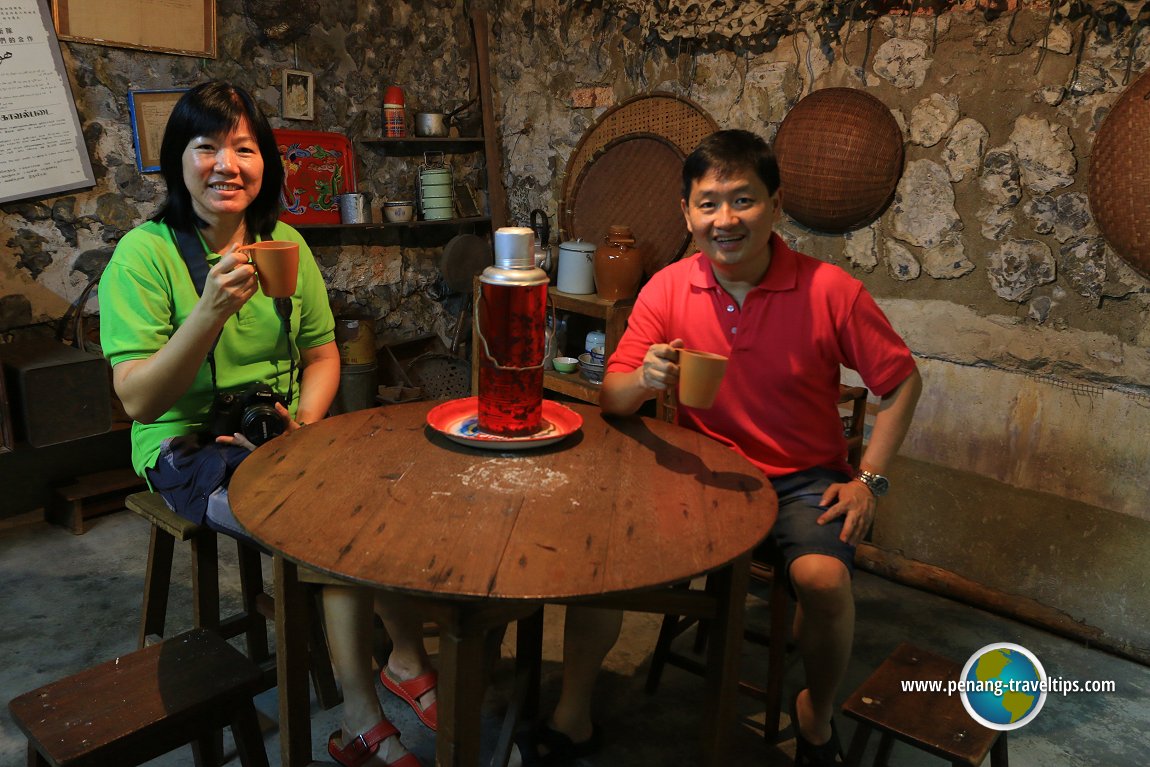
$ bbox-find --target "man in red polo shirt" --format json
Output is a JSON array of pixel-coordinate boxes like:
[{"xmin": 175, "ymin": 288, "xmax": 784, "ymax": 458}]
[{"xmin": 515, "ymin": 129, "xmax": 921, "ymax": 767}]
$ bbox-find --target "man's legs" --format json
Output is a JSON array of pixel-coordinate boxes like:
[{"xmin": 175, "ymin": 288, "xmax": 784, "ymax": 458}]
[
  {"xmin": 790, "ymin": 553, "xmax": 854, "ymax": 748},
  {"xmin": 550, "ymin": 606, "xmax": 624, "ymax": 740},
  {"xmin": 509, "ymin": 605, "xmax": 622, "ymax": 765}
]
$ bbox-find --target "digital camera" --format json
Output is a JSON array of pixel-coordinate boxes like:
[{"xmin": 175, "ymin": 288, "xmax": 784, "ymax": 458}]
[{"xmin": 207, "ymin": 383, "xmax": 287, "ymax": 446}]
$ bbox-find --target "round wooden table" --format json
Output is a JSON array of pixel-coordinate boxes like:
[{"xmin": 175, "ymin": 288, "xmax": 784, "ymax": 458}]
[{"xmin": 230, "ymin": 400, "xmax": 776, "ymax": 766}]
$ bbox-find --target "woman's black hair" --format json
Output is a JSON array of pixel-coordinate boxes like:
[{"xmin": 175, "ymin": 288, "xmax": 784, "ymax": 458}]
[
  {"xmin": 681, "ymin": 129, "xmax": 781, "ymax": 201},
  {"xmin": 152, "ymin": 81, "xmax": 284, "ymax": 238}
]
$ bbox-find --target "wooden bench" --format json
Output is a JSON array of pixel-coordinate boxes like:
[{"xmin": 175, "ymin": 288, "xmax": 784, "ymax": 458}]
[
  {"xmin": 125, "ymin": 491, "xmax": 340, "ymax": 709},
  {"xmin": 8, "ymin": 628, "xmax": 268, "ymax": 767},
  {"xmin": 842, "ymin": 642, "xmax": 1009, "ymax": 766},
  {"xmin": 47, "ymin": 467, "xmax": 146, "ymax": 535}
]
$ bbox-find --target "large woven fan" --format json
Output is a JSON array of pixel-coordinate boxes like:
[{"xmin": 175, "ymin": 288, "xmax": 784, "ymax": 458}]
[
  {"xmin": 1089, "ymin": 69, "xmax": 1150, "ymax": 279},
  {"xmin": 773, "ymin": 87, "xmax": 904, "ymax": 233}
]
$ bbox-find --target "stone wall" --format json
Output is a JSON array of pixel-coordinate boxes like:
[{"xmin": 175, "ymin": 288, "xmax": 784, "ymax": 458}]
[{"xmin": 1, "ymin": 2, "xmax": 1148, "ymax": 644}]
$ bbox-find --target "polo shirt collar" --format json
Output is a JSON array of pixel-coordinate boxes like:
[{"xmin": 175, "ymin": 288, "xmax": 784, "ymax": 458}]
[{"xmin": 686, "ymin": 232, "xmax": 798, "ymax": 293}]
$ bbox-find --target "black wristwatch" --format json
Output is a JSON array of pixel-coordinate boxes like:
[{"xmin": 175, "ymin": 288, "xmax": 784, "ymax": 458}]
[{"xmin": 854, "ymin": 469, "xmax": 890, "ymax": 497}]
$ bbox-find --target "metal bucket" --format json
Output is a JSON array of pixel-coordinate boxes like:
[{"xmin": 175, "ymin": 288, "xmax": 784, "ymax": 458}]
[
  {"xmin": 335, "ymin": 317, "xmax": 376, "ymax": 366},
  {"xmin": 331, "ymin": 363, "xmax": 378, "ymax": 414}
]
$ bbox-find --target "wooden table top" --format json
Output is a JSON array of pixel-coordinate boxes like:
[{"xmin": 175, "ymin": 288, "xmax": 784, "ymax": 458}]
[{"xmin": 229, "ymin": 400, "xmax": 774, "ymax": 602}]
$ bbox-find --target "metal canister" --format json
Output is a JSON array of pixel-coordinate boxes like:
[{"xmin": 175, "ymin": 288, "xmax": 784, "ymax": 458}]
[{"xmin": 475, "ymin": 227, "xmax": 549, "ymax": 436}]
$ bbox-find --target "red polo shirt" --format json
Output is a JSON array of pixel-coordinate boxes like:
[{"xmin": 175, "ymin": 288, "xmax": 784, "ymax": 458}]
[{"xmin": 607, "ymin": 234, "xmax": 916, "ymax": 478}]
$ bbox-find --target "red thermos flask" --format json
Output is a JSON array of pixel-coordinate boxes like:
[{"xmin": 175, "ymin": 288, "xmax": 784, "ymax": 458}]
[{"xmin": 476, "ymin": 227, "xmax": 549, "ymax": 436}]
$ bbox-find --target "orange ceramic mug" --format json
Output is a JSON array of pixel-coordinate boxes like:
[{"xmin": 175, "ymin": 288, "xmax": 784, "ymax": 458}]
[
  {"xmin": 677, "ymin": 349, "xmax": 728, "ymax": 409},
  {"xmin": 238, "ymin": 241, "xmax": 299, "ymax": 298}
]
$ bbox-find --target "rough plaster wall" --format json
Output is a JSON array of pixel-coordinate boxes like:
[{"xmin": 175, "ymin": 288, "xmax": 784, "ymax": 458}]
[
  {"xmin": 489, "ymin": 2, "xmax": 1150, "ymax": 501},
  {"xmin": 1, "ymin": 5, "xmax": 1148, "ymax": 580},
  {"xmin": 485, "ymin": 1, "xmax": 1150, "ymax": 646}
]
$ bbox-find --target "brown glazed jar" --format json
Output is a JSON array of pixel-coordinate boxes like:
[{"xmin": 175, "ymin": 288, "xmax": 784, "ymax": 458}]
[{"xmin": 594, "ymin": 225, "xmax": 643, "ymax": 301}]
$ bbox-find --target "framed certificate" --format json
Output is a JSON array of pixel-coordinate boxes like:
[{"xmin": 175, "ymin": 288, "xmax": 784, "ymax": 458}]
[
  {"xmin": 53, "ymin": 0, "xmax": 217, "ymax": 58},
  {"xmin": 128, "ymin": 89, "xmax": 187, "ymax": 173}
]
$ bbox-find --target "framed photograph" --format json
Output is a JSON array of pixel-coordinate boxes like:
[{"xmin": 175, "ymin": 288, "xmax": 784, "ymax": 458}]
[
  {"xmin": 53, "ymin": 0, "xmax": 217, "ymax": 58},
  {"xmin": 282, "ymin": 70, "xmax": 315, "ymax": 121},
  {"xmin": 128, "ymin": 89, "xmax": 188, "ymax": 173}
]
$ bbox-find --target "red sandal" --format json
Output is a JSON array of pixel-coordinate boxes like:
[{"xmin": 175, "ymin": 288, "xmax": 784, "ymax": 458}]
[
  {"xmin": 327, "ymin": 720, "xmax": 421, "ymax": 767},
  {"xmin": 380, "ymin": 667, "xmax": 438, "ymax": 731}
]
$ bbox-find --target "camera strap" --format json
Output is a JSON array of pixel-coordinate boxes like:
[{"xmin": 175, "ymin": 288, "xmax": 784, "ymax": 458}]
[
  {"xmin": 171, "ymin": 225, "xmax": 224, "ymax": 391},
  {"xmin": 170, "ymin": 224, "xmax": 295, "ymax": 407}
]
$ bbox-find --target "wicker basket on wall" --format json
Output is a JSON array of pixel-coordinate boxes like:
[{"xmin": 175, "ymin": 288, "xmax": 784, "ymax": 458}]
[
  {"xmin": 773, "ymin": 87, "xmax": 904, "ymax": 234},
  {"xmin": 1088, "ymin": 69, "xmax": 1150, "ymax": 280}
]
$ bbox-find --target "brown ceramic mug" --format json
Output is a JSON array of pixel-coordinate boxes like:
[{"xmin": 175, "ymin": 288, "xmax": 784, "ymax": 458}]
[
  {"xmin": 238, "ymin": 241, "xmax": 299, "ymax": 298},
  {"xmin": 677, "ymin": 349, "xmax": 728, "ymax": 409}
]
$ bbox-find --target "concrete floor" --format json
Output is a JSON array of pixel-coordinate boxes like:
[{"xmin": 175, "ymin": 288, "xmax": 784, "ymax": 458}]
[{"xmin": 2, "ymin": 510, "xmax": 1148, "ymax": 767}]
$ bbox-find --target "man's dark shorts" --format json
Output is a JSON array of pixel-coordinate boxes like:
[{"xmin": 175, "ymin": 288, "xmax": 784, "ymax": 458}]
[{"xmin": 765, "ymin": 466, "xmax": 856, "ymax": 595}]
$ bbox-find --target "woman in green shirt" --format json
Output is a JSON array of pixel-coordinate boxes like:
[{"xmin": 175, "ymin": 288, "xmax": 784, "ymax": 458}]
[{"xmin": 100, "ymin": 81, "xmax": 434, "ymax": 767}]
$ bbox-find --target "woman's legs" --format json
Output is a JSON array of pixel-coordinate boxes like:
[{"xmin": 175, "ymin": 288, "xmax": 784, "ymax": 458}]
[
  {"xmin": 375, "ymin": 593, "xmax": 437, "ymax": 716},
  {"xmin": 324, "ymin": 584, "xmax": 414, "ymax": 764}
]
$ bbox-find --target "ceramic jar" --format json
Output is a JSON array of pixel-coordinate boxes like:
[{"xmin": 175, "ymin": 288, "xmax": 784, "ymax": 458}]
[{"xmin": 594, "ymin": 225, "xmax": 643, "ymax": 301}]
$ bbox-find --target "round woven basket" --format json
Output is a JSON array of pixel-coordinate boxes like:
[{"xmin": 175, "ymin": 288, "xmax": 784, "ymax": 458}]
[
  {"xmin": 1089, "ymin": 69, "xmax": 1150, "ymax": 279},
  {"xmin": 560, "ymin": 93, "xmax": 719, "ymax": 274},
  {"xmin": 568, "ymin": 133, "xmax": 688, "ymax": 279},
  {"xmin": 773, "ymin": 88, "xmax": 904, "ymax": 234}
]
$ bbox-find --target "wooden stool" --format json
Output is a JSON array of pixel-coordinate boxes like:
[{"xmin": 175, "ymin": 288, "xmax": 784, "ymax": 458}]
[
  {"xmin": 47, "ymin": 467, "xmax": 146, "ymax": 535},
  {"xmin": 842, "ymin": 642, "xmax": 1009, "ymax": 767},
  {"xmin": 125, "ymin": 491, "xmax": 340, "ymax": 709},
  {"xmin": 9, "ymin": 628, "xmax": 268, "ymax": 767}
]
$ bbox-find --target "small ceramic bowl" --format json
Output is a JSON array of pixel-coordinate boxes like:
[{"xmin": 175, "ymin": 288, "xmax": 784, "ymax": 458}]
[
  {"xmin": 552, "ymin": 356, "xmax": 579, "ymax": 374},
  {"xmin": 578, "ymin": 352, "xmax": 605, "ymax": 383},
  {"xmin": 383, "ymin": 201, "xmax": 414, "ymax": 223}
]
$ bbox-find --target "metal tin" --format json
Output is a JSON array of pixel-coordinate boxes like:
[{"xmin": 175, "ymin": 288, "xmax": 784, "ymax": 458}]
[{"xmin": 556, "ymin": 240, "xmax": 596, "ymax": 294}]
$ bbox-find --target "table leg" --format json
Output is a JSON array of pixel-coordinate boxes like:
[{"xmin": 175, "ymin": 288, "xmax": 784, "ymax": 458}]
[
  {"xmin": 435, "ymin": 604, "xmax": 496, "ymax": 767},
  {"xmin": 274, "ymin": 555, "xmax": 313, "ymax": 767},
  {"xmin": 701, "ymin": 553, "xmax": 751, "ymax": 767}
]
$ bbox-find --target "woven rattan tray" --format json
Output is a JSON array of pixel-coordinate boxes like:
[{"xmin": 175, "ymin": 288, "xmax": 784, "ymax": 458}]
[
  {"xmin": 773, "ymin": 87, "xmax": 903, "ymax": 233},
  {"xmin": 560, "ymin": 93, "xmax": 719, "ymax": 273},
  {"xmin": 568, "ymin": 133, "xmax": 689, "ymax": 279},
  {"xmin": 1089, "ymin": 69, "xmax": 1150, "ymax": 279}
]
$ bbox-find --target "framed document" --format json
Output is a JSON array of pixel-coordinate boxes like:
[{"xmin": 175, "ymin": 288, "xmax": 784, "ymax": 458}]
[
  {"xmin": 0, "ymin": 0, "xmax": 96, "ymax": 205},
  {"xmin": 282, "ymin": 69, "xmax": 314, "ymax": 121},
  {"xmin": 52, "ymin": 0, "xmax": 217, "ymax": 58},
  {"xmin": 128, "ymin": 89, "xmax": 187, "ymax": 172}
]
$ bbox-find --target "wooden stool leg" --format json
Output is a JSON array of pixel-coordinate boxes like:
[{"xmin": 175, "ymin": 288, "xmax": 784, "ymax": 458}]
[
  {"xmin": 875, "ymin": 731, "xmax": 895, "ymax": 766},
  {"xmin": 990, "ymin": 732, "xmax": 1009, "ymax": 767},
  {"xmin": 191, "ymin": 530, "xmax": 221, "ymax": 631},
  {"xmin": 645, "ymin": 612, "xmax": 681, "ymax": 693},
  {"xmin": 140, "ymin": 524, "xmax": 175, "ymax": 648},
  {"xmin": 237, "ymin": 542, "xmax": 271, "ymax": 663},
  {"xmin": 25, "ymin": 742, "xmax": 49, "ymax": 767},
  {"xmin": 230, "ymin": 699, "xmax": 271, "ymax": 767},
  {"xmin": 307, "ymin": 586, "xmax": 342, "ymax": 710},
  {"xmin": 763, "ymin": 573, "xmax": 788, "ymax": 742},
  {"xmin": 190, "ymin": 529, "xmax": 223, "ymax": 765},
  {"xmin": 845, "ymin": 722, "xmax": 872, "ymax": 766}
]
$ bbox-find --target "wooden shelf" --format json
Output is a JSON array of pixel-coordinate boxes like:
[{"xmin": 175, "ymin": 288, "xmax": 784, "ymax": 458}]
[
  {"xmin": 544, "ymin": 369, "xmax": 601, "ymax": 404},
  {"xmin": 295, "ymin": 216, "xmax": 490, "ymax": 231},
  {"xmin": 543, "ymin": 287, "xmax": 633, "ymax": 405},
  {"xmin": 360, "ymin": 137, "xmax": 485, "ymax": 156}
]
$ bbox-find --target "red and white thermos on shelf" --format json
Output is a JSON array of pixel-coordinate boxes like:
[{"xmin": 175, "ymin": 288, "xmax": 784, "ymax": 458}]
[
  {"xmin": 476, "ymin": 227, "xmax": 549, "ymax": 436},
  {"xmin": 383, "ymin": 85, "xmax": 406, "ymax": 137}
]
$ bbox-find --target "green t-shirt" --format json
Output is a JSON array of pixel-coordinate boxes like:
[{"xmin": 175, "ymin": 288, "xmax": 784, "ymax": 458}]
[{"xmin": 98, "ymin": 219, "xmax": 336, "ymax": 476}]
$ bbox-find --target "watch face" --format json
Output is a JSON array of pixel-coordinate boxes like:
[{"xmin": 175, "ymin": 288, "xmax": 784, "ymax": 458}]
[{"xmin": 871, "ymin": 475, "xmax": 890, "ymax": 496}]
